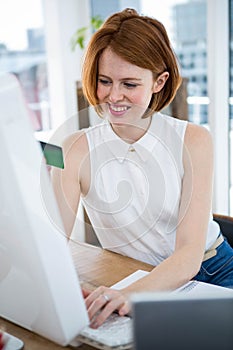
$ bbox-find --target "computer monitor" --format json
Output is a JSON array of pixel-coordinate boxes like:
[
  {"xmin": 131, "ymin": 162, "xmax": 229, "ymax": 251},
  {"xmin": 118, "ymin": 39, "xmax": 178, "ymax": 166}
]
[{"xmin": 0, "ymin": 73, "xmax": 89, "ymax": 345}]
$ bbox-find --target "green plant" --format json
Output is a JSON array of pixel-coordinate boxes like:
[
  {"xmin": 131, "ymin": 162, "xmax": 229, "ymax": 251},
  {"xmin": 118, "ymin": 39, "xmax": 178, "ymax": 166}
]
[{"xmin": 70, "ymin": 15, "xmax": 103, "ymax": 51}]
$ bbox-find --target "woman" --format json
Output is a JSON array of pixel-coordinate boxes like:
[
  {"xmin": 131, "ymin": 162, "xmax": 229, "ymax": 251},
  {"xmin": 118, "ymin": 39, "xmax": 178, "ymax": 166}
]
[{"xmin": 52, "ymin": 8, "xmax": 233, "ymax": 329}]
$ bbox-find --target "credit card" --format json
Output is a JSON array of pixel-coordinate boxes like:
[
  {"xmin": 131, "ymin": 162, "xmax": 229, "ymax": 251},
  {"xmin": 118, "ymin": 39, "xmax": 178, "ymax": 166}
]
[{"xmin": 39, "ymin": 141, "xmax": 64, "ymax": 169}]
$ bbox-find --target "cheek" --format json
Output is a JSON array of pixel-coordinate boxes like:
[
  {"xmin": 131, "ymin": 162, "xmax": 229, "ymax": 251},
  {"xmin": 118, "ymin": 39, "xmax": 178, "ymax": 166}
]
[
  {"xmin": 130, "ymin": 90, "xmax": 153, "ymax": 106},
  {"xmin": 97, "ymin": 84, "xmax": 107, "ymax": 101}
]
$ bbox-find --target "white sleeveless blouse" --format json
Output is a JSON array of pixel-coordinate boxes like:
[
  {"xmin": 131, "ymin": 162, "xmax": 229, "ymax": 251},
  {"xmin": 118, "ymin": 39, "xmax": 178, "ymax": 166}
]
[{"xmin": 82, "ymin": 113, "xmax": 219, "ymax": 265}]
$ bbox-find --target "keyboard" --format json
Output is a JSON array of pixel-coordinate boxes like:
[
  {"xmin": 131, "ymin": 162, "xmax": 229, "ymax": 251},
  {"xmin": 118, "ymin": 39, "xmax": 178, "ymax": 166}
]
[{"xmin": 76, "ymin": 313, "xmax": 133, "ymax": 349}]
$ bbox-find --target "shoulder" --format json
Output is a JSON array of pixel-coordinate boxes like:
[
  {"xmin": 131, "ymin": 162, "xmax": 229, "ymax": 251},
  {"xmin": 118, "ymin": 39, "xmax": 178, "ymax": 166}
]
[
  {"xmin": 183, "ymin": 123, "xmax": 213, "ymax": 168},
  {"xmin": 156, "ymin": 112, "xmax": 187, "ymax": 126},
  {"xmin": 62, "ymin": 130, "xmax": 89, "ymax": 168},
  {"xmin": 184, "ymin": 123, "xmax": 213, "ymax": 150},
  {"xmin": 154, "ymin": 113, "xmax": 188, "ymax": 138}
]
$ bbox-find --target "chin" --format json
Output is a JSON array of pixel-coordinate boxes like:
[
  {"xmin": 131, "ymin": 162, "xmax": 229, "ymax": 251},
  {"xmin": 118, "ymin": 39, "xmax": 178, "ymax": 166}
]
[{"xmin": 108, "ymin": 117, "xmax": 133, "ymax": 127}]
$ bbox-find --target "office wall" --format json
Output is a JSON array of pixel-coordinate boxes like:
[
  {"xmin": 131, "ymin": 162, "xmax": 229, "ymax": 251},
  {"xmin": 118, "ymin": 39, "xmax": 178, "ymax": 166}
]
[{"xmin": 43, "ymin": 0, "xmax": 90, "ymax": 131}]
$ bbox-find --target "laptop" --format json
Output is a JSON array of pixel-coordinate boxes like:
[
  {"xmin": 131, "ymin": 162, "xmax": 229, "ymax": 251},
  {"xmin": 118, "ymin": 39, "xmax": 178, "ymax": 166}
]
[
  {"xmin": 0, "ymin": 73, "xmax": 134, "ymax": 349},
  {"xmin": 132, "ymin": 291, "xmax": 233, "ymax": 350}
]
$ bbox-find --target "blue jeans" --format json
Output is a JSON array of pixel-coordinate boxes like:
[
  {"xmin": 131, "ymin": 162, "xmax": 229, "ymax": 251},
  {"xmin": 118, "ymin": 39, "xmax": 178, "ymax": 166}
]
[{"xmin": 194, "ymin": 235, "xmax": 233, "ymax": 289}]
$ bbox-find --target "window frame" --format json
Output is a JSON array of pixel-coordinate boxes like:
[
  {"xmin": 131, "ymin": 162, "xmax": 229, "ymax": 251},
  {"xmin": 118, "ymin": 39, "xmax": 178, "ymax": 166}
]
[{"xmin": 207, "ymin": 0, "xmax": 230, "ymax": 214}]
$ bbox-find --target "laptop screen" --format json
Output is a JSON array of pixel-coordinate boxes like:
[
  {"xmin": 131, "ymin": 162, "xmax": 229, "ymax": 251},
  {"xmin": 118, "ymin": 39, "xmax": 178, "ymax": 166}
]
[{"xmin": 132, "ymin": 292, "xmax": 233, "ymax": 350}]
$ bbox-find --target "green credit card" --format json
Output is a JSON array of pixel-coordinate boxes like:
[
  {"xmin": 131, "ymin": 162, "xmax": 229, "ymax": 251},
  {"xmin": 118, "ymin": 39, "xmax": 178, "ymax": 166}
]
[{"xmin": 39, "ymin": 141, "xmax": 64, "ymax": 169}]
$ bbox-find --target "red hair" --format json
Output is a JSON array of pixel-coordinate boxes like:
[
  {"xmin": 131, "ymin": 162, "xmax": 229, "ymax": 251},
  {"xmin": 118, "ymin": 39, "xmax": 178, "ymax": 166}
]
[{"xmin": 82, "ymin": 8, "xmax": 181, "ymax": 116}]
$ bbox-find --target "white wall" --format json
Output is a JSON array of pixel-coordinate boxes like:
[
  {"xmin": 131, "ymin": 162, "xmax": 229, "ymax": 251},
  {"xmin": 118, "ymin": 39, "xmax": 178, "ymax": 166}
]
[{"xmin": 42, "ymin": 0, "xmax": 91, "ymax": 131}]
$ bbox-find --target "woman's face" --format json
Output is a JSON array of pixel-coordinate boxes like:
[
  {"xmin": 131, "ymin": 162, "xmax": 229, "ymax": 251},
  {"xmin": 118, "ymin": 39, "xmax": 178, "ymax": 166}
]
[{"xmin": 97, "ymin": 47, "xmax": 157, "ymax": 126}]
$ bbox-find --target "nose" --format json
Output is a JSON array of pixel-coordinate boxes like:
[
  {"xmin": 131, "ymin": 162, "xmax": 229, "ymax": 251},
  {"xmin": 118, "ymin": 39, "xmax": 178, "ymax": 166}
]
[{"xmin": 109, "ymin": 84, "xmax": 124, "ymax": 103}]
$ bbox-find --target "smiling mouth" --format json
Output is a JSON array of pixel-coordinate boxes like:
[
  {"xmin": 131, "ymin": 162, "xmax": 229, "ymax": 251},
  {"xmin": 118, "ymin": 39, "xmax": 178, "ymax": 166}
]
[
  {"xmin": 108, "ymin": 104, "xmax": 130, "ymax": 115},
  {"xmin": 110, "ymin": 105, "xmax": 128, "ymax": 112}
]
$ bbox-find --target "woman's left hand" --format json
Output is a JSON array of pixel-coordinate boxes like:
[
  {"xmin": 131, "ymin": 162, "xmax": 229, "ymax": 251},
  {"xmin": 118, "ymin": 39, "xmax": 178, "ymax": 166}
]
[{"xmin": 82, "ymin": 286, "xmax": 131, "ymax": 329}]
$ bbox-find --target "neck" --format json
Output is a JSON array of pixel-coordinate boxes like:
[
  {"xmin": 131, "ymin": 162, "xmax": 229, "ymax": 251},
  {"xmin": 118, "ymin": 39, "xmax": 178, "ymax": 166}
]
[{"xmin": 110, "ymin": 117, "xmax": 152, "ymax": 144}]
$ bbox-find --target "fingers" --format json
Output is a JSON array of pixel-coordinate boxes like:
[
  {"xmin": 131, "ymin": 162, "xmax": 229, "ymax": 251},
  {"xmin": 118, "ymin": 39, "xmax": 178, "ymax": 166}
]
[
  {"xmin": 84, "ymin": 287, "xmax": 130, "ymax": 329},
  {"xmin": 82, "ymin": 288, "xmax": 91, "ymax": 298},
  {"xmin": 85, "ymin": 286, "xmax": 106, "ymax": 310},
  {"xmin": 89, "ymin": 296, "xmax": 115, "ymax": 329},
  {"xmin": 118, "ymin": 300, "xmax": 131, "ymax": 316},
  {"xmin": 87, "ymin": 288, "xmax": 115, "ymax": 327}
]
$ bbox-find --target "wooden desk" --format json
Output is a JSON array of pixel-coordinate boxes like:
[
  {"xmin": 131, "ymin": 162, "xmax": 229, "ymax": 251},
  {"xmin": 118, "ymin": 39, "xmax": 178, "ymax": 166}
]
[{"xmin": 0, "ymin": 241, "xmax": 153, "ymax": 350}]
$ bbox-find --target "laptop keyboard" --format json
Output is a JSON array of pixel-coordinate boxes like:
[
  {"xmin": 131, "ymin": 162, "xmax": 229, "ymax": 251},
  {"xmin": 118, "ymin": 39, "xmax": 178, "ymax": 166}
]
[{"xmin": 77, "ymin": 313, "xmax": 133, "ymax": 349}]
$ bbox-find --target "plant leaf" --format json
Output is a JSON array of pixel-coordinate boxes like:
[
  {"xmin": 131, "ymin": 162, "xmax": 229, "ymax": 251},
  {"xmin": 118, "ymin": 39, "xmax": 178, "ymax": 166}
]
[
  {"xmin": 91, "ymin": 15, "xmax": 103, "ymax": 31},
  {"xmin": 70, "ymin": 16, "xmax": 103, "ymax": 51},
  {"xmin": 70, "ymin": 26, "xmax": 88, "ymax": 50}
]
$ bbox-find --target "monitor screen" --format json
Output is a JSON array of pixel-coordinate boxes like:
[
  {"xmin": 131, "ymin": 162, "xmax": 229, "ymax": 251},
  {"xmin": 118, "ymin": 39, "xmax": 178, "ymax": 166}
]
[{"xmin": 0, "ymin": 73, "xmax": 89, "ymax": 345}]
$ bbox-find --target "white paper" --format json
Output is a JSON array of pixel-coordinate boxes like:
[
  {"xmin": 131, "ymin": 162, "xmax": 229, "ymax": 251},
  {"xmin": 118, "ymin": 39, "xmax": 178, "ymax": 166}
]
[
  {"xmin": 111, "ymin": 270, "xmax": 149, "ymax": 290},
  {"xmin": 111, "ymin": 269, "xmax": 232, "ymax": 295}
]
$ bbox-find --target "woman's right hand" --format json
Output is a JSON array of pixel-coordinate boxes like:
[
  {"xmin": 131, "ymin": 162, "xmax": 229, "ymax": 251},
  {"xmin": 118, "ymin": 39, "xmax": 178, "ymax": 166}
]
[{"xmin": 82, "ymin": 286, "xmax": 131, "ymax": 329}]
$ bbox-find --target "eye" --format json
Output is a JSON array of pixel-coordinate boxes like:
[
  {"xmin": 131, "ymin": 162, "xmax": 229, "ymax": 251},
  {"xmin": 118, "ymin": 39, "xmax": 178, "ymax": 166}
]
[
  {"xmin": 123, "ymin": 82, "xmax": 138, "ymax": 89},
  {"xmin": 98, "ymin": 78, "xmax": 112, "ymax": 86}
]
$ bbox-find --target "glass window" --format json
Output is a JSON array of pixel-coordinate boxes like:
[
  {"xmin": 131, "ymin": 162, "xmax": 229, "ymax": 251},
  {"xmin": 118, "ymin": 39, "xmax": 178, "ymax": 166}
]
[
  {"xmin": 141, "ymin": 0, "xmax": 207, "ymax": 125},
  {"xmin": 0, "ymin": 0, "xmax": 50, "ymax": 131}
]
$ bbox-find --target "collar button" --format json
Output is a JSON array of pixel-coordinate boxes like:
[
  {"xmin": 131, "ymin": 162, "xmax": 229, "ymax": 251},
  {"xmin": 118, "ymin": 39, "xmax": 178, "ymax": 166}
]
[{"xmin": 129, "ymin": 146, "xmax": 135, "ymax": 152}]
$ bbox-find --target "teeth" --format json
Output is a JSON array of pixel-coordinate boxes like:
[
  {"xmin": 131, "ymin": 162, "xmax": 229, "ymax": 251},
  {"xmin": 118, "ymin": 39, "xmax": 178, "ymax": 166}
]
[{"xmin": 110, "ymin": 105, "xmax": 128, "ymax": 112}]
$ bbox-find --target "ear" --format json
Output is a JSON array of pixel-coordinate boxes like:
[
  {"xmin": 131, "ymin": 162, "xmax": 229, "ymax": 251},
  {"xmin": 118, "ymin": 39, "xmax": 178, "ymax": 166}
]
[{"xmin": 153, "ymin": 72, "xmax": 169, "ymax": 93}]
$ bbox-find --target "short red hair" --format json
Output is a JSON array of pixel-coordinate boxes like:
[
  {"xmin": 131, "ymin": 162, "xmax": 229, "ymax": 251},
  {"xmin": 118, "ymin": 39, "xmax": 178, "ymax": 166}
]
[{"xmin": 82, "ymin": 8, "xmax": 181, "ymax": 116}]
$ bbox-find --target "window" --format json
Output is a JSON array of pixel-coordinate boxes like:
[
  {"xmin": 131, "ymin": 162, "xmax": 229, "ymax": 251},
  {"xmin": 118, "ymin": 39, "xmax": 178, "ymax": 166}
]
[
  {"xmin": 141, "ymin": 0, "xmax": 208, "ymax": 125},
  {"xmin": 0, "ymin": 0, "xmax": 50, "ymax": 131},
  {"xmin": 141, "ymin": 0, "xmax": 230, "ymax": 213}
]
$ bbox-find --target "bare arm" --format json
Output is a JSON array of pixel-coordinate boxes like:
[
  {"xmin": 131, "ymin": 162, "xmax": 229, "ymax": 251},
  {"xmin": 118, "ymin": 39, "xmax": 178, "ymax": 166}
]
[
  {"xmin": 85, "ymin": 123, "xmax": 214, "ymax": 328},
  {"xmin": 51, "ymin": 131, "xmax": 89, "ymax": 238}
]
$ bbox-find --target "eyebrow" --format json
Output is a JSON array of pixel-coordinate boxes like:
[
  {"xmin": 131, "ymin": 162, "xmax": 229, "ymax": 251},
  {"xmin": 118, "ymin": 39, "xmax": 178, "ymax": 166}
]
[{"xmin": 98, "ymin": 74, "xmax": 142, "ymax": 82}]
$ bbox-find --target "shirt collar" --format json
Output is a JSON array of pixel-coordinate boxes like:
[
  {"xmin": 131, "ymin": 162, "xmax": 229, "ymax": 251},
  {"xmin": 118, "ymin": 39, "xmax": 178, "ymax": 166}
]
[{"xmin": 102, "ymin": 115, "xmax": 160, "ymax": 163}]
